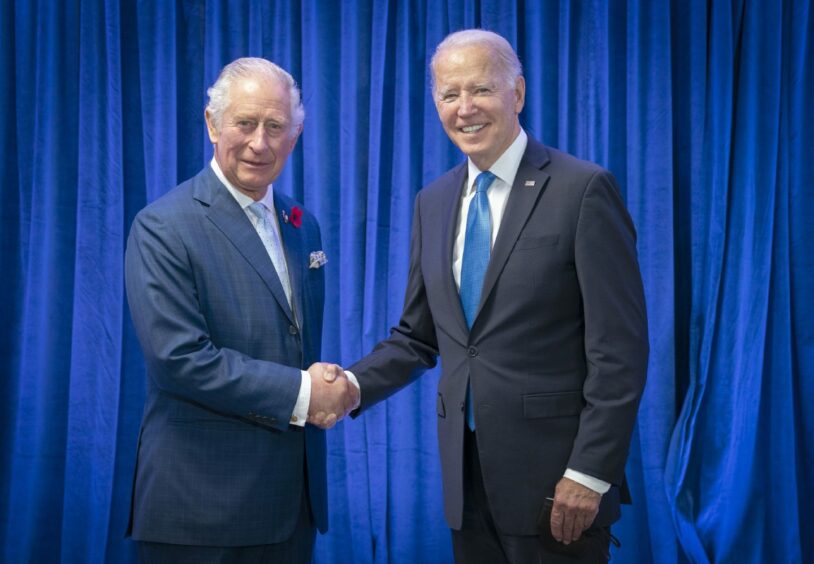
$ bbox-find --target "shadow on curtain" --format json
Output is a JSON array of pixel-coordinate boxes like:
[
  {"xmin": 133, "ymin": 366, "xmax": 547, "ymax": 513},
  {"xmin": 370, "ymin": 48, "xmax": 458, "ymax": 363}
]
[{"xmin": 0, "ymin": 1, "xmax": 811, "ymax": 563}]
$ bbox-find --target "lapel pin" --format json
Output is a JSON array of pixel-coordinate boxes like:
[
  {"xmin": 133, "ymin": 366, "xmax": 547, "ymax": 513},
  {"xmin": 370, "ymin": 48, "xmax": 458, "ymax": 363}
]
[{"xmin": 524, "ymin": 180, "xmax": 535, "ymax": 187}]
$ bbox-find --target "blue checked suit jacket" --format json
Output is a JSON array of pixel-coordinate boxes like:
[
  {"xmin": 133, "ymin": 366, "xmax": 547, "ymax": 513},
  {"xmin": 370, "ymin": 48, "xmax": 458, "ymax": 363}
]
[{"xmin": 124, "ymin": 166, "xmax": 327, "ymax": 546}]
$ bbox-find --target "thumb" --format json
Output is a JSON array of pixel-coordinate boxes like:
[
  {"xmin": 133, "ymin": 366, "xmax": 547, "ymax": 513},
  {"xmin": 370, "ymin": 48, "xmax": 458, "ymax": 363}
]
[{"xmin": 322, "ymin": 364, "xmax": 338, "ymax": 382}]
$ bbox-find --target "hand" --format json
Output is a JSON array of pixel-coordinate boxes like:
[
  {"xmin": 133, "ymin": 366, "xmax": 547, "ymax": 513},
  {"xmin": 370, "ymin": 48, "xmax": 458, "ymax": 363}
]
[
  {"xmin": 321, "ymin": 364, "xmax": 360, "ymax": 412},
  {"xmin": 549, "ymin": 477, "xmax": 601, "ymax": 544},
  {"xmin": 306, "ymin": 363, "xmax": 359, "ymax": 429}
]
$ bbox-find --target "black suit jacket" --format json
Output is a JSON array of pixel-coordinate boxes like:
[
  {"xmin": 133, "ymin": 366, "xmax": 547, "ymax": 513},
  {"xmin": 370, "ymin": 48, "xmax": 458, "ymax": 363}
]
[{"xmin": 351, "ymin": 137, "xmax": 648, "ymax": 535}]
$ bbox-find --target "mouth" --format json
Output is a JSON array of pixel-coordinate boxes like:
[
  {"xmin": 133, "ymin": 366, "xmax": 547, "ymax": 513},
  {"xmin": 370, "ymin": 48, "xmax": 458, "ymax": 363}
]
[
  {"xmin": 459, "ymin": 124, "xmax": 486, "ymax": 134},
  {"xmin": 242, "ymin": 160, "xmax": 271, "ymax": 168}
]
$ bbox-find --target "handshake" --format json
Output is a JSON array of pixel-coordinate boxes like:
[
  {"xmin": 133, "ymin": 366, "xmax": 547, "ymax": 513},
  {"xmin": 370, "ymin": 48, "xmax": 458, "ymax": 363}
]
[{"xmin": 306, "ymin": 362, "xmax": 360, "ymax": 429}]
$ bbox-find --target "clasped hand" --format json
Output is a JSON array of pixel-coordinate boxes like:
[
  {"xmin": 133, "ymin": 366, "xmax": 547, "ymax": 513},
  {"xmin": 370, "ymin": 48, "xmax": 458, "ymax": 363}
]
[
  {"xmin": 307, "ymin": 362, "xmax": 360, "ymax": 429},
  {"xmin": 549, "ymin": 477, "xmax": 601, "ymax": 544}
]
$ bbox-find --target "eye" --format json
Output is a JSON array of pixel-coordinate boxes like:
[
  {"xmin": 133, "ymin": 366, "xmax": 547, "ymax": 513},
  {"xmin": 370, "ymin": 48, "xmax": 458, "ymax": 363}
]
[
  {"xmin": 440, "ymin": 92, "xmax": 459, "ymax": 103},
  {"xmin": 264, "ymin": 121, "xmax": 284, "ymax": 135},
  {"xmin": 236, "ymin": 120, "xmax": 257, "ymax": 131},
  {"xmin": 474, "ymin": 87, "xmax": 492, "ymax": 95}
]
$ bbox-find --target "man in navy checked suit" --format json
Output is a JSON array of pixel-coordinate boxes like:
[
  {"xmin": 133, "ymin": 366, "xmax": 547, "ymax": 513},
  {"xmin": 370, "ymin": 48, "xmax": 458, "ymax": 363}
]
[{"xmin": 125, "ymin": 58, "xmax": 358, "ymax": 563}]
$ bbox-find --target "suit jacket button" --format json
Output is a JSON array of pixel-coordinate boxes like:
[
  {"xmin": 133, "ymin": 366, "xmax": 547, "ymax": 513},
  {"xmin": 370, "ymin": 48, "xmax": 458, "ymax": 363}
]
[
  {"xmin": 289, "ymin": 325, "xmax": 298, "ymax": 335},
  {"xmin": 467, "ymin": 346, "xmax": 478, "ymax": 357}
]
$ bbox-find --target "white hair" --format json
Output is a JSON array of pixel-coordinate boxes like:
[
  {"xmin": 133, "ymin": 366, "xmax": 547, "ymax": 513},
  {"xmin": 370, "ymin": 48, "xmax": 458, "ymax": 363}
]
[
  {"xmin": 206, "ymin": 57, "xmax": 305, "ymax": 133},
  {"xmin": 430, "ymin": 29, "xmax": 523, "ymax": 95}
]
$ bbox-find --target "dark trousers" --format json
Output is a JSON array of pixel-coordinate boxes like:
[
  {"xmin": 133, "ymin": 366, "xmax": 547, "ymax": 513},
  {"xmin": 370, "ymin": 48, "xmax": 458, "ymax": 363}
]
[
  {"xmin": 451, "ymin": 429, "xmax": 612, "ymax": 564},
  {"xmin": 136, "ymin": 488, "xmax": 315, "ymax": 564}
]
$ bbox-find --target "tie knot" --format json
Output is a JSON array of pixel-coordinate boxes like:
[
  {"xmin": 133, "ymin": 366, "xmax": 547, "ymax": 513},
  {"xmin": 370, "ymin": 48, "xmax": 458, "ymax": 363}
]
[
  {"xmin": 475, "ymin": 171, "xmax": 496, "ymax": 194},
  {"xmin": 248, "ymin": 201, "xmax": 267, "ymax": 221}
]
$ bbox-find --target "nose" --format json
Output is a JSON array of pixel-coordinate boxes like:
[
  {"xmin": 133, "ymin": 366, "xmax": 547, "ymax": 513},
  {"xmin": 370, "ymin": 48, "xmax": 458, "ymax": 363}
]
[
  {"xmin": 457, "ymin": 92, "xmax": 477, "ymax": 117},
  {"xmin": 248, "ymin": 126, "xmax": 270, "ymax": 153}
]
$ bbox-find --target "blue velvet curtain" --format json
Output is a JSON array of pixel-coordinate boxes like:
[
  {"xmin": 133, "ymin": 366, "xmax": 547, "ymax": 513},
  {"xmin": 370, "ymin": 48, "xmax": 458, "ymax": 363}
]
[{"xmin": 1, "ymin": 1, "xmax": 811, "ymax": 562}]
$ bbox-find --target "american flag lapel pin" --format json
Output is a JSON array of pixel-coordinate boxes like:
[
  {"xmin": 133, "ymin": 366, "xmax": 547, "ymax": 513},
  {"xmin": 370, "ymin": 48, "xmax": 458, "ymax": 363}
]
[{"xmin": 524, "ymin": 180, "xmax": 536, "ymax": 187}]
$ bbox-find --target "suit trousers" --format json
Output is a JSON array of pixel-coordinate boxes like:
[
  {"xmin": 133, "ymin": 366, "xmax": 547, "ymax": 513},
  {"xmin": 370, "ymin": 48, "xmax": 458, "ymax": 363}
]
[
  {"xmin": 451, "ymin": 429, "xmax": 611, "ymax": 564},
  {"xmin": 136, "ymin": 486, "xmax": 315, "ymax": 564}
]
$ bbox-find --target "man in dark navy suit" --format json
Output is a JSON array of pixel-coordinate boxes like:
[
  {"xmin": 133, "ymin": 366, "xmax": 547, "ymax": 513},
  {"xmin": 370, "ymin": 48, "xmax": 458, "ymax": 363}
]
[
  {"xmin": 125, "ymin": 58, "xmax": 358, "ymax": 563},
  {"xmin": 348, "ymin": 30, "xmax": 649, "ymax": 563}
]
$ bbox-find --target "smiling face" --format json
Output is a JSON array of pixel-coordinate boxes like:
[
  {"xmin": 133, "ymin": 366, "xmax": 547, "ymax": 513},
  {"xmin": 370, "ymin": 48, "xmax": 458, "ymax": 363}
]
[
  {"xmin": 433, "ymin": 44, "xmax": 525, "ymax": 170},
  {"xmin": 205, "ymin": 74, "xmax": 301, "ymax": 200}
]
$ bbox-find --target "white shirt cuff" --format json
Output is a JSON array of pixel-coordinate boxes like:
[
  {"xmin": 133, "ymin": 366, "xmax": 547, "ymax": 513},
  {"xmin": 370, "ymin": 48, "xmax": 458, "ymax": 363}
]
[
  {"xmin": 291, "ymin": 370, "xmax": 311, "ymax": 427},
  {"xmin": 344, "ymin": 370, "xmax": 360, "ymax": 394},
  {"xmin": 564, "ymin": 469, "xmax": 611, "ymax": 494}
]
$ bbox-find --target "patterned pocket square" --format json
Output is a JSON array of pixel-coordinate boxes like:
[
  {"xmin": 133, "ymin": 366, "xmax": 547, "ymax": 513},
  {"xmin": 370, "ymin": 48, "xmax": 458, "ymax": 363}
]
[{"xmin": 309, "ymin": 251, "xmax": 328, "ymax": 269}]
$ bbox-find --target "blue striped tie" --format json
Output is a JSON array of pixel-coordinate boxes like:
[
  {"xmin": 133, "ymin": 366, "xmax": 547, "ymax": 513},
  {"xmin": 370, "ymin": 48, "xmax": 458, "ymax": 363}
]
[{"xmin": 460, "ymin": 171, "xmax": 495, "ymax": 431}]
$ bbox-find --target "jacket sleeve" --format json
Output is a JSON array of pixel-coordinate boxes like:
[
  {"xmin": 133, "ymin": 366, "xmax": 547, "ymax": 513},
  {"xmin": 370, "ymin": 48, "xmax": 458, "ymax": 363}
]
[
  {"xmin": 568, "ymin": 170, "xmax": 649, "ymax": 484},
  {"xmin": 350, "ymin": 192, "xmax": 440, "ymax": 410},
  {"xmin": 124, "ymin": 208, "xmax": 302, "ymax": 431}
]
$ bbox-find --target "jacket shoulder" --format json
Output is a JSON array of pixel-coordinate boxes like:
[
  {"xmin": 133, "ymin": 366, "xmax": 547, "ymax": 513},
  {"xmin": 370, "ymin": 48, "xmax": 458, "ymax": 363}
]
[
  {"xmin": 135, "ymin": 169, "xmax": 209, "ymax": 221},
  {"xmin": 543, "ymin": 145, "xmax": 610, "ymax": 182},
  {"xmin": 418, "ymin": 161, "xmax": 467, "ymax": 202}
]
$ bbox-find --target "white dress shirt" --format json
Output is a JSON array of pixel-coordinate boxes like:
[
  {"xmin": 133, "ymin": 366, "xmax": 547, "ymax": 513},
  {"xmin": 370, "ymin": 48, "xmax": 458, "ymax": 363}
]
[{"xmin": 450, "ymin": 132, "xmax": 610, "ymax": 496}]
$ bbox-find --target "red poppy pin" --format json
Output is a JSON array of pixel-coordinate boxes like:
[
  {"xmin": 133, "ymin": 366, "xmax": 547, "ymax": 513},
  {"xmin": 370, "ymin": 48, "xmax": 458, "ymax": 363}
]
[
  {"xmin": 282, "ymin": 206, "xmax": 303, "ymax": 228},
  {"xmin": 290, "ymin": 206, "xmax": 303, "ymax": 228}
]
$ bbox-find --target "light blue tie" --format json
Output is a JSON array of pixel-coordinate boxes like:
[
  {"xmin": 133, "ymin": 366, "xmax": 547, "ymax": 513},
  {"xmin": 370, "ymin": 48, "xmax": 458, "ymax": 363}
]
[
  {"xmin": 460, "ymin": 170, "xmax": 495, "ymax": 430},
  {"xmin": 248, "ymin": 202, "xmax": 293, "ymax": 308}
]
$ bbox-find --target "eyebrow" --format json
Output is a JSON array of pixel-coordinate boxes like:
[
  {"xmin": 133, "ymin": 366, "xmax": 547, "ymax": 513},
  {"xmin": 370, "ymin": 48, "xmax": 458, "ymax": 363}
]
[
  {"xmin": 231, "ymin": 114, "xmax": 289, "ymax": 125},
  {"xmin": 437, "ymin": 82, "xmax": 495, "ymax": 96}
]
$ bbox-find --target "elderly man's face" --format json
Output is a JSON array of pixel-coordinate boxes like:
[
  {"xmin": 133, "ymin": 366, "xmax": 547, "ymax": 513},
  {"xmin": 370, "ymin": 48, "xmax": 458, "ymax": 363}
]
[
  {"xmin": 433, "ymin": 44, "xmax": 525, "ymax": 170},
  {"xmin": 206, "ymin": 75, "xmax": 300, "ymax": 200}
]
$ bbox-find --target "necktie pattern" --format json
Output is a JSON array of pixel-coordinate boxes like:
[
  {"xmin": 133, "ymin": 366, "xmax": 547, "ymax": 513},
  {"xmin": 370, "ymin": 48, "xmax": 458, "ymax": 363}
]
[
  {"xmin": 248, "ymin": 202, "xmax": 293, "ymax": 308},
  {"xmin": 459, "ymin": 170, "xmax": 496, "ymax": 430}
]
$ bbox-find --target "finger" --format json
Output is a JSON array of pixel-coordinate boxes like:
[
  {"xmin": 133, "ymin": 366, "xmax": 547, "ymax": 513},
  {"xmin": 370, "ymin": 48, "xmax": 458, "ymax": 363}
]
[
  {"xmin": 309, "ymin": 411, "xmax": 327, "ymax": 426},
  {"xmin": 322, "ymin": 364, "xmax": 338, "ymax": 382},
  {"xmin": 550, "ymin": 507, "xmax": 564, "ymax": 542},
  {"xmin": 582, "ymin": 504, "xmax": 599, "ymax": 533},
  {"xmin": 560, "ymin": 509, "xmax": 575, "ymax": 545},
  {"xmin": 570, "ymin": 513, "xmax": 586, "ymax": 543}
]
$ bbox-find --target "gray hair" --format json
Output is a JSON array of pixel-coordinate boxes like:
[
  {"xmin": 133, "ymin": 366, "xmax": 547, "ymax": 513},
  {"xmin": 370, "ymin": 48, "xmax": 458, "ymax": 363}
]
[
  {"xmin": 430, "ymin": 29, "xmax": 523, "ymax": 96},
  {"xmin": 206, "ymin": 57, "xmax": 305, "ymax": 133}
]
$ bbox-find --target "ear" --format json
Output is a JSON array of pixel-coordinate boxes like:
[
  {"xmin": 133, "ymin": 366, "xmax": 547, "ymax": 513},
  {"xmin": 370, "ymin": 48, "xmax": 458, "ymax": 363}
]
[
  {"xmin": 514, "ymin": 76, "xmax": 526, "ymax": 114},
  {"xmin": 204, "ymin": 109, "xmax": 219, "ymax": 144}
]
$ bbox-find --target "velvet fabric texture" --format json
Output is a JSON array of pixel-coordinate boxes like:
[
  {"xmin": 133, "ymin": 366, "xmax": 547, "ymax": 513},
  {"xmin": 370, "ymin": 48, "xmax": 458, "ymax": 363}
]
[{"xmin": 1, "ymin": 1, "xmax": 811, "ymax": 562}]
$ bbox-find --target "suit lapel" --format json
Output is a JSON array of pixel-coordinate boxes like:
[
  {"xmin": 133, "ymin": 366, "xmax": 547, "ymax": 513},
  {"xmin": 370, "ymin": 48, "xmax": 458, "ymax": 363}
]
[
  {"xmin": 194, "ymin": 170, "xmax": 296, "ymax": 326},
  {"xmin": 274, "ymin": 193, "xmax": 305, "ymax": 329},
  {"xmin": 440, "ymin": 164, "xmax": 471, "ymax": 338},
  {"xmin": 474, "ymin": 141, "xmax": 551, "ymax": 324}
]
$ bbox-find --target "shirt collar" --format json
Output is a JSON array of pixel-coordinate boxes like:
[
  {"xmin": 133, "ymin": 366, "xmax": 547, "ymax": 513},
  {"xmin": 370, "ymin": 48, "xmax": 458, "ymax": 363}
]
[
  {"xmin": 210, "ymin": 158, "xmax": 276, "ymax": 212},
  {"xmin": 466, "ymin": 129, "xmax": 528, "ymax": 194}
]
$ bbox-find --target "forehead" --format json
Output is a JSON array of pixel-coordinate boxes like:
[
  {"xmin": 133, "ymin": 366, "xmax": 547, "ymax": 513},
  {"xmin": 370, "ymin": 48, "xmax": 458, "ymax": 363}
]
[
  {"xmin": 226, "ymin": 75, "xmax": 291, "ymax": 118},
  {"xmin": 433, "ymin": 45, "xmax": 498, "ymax": 88}
]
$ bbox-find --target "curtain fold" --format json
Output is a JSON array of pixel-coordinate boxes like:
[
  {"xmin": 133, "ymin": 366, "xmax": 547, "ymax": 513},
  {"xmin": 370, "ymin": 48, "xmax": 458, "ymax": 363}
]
[{"xmin": 1, "ymin": 1, "xmax": 810, "ymax": 563}]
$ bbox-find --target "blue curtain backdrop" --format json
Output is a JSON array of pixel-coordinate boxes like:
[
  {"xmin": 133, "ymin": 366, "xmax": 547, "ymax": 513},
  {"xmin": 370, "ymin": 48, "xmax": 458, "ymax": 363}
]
[{"xmin": 1, "ymin": 0, "xmax": 811, "ymax": 562}]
